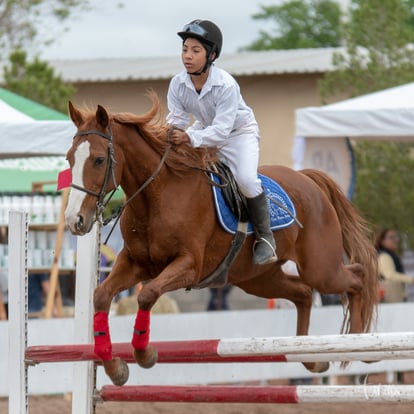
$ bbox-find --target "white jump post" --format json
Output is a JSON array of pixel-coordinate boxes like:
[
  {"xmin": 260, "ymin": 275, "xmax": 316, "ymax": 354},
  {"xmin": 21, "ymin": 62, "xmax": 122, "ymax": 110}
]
[
  {"xmin": 71, "ymin": 222, "xmax": 101, "ymax": 414},
  {"xmin": 8, "ymin": 210, "xmax": 101, "ymax": 414},
  {"xmin": 8, "ymin": 211, "xmax": 29, "ymax": 414}
]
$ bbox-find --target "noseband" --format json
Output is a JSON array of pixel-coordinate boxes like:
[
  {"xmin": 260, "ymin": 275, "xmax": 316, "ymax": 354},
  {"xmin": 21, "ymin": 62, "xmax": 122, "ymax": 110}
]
[{"xmin": 71, "ymin": 127, "xmax": 118, "ymax": 217}]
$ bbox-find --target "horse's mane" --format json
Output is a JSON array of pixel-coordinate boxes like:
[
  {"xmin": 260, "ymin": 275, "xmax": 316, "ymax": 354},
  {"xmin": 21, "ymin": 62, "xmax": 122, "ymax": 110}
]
[{"xmin": 112, "ymin": 91, "xmax": 219, "ymax": 174}]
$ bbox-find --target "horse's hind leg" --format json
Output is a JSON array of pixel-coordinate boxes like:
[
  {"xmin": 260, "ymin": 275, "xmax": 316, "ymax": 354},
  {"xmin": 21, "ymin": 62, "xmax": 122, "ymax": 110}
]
[
  {"xmin": 234, "ymin": 265, "xmax": 329, "ymax": 374},
  {"xmin": 342, "ymin": 263, "xmax": 366, "ymax": 334},
  {"xmin": 285, "ymin": 278, "xmax": 330, "ymax": 373}
]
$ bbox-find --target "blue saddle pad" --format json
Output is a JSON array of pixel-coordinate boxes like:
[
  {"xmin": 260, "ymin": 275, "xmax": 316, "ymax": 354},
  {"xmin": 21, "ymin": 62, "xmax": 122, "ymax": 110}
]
[{"xmin": 211, "ymin": 173, "xmax": 296, "ymax": 235}]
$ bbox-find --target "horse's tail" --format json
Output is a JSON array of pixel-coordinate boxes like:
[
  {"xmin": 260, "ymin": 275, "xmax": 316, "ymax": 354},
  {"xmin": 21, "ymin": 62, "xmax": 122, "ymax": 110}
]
[{"xmin": 300, "ymin": 169, "xmax": 379, "ymax": 334}]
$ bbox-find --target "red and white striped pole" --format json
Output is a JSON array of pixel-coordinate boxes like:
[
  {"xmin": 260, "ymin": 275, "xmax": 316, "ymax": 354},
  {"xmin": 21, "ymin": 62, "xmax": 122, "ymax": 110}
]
[
  {"xmin": 99, "ymin": 384, "xmax": 414, "ymax": 404},
  {"xmin": 26, "ymin": 332, "xmax": 414, "ymax": 365}
]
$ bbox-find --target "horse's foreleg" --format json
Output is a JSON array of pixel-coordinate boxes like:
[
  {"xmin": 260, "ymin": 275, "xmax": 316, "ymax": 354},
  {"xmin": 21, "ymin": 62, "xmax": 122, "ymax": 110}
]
[
  {"xmin": 93, "ymin": 308, "xmax": 129, "ymax": 385},
  {"xmin": 93, "ymin": 255, "xmax": 140, "ymax": 385},
  {"xmin": 131, "ymin": 308, "xmax": 158, "ymax": 368},
  {"xmin": 131, "ymin": 256, "xmax": 199, "ymax": 369}
]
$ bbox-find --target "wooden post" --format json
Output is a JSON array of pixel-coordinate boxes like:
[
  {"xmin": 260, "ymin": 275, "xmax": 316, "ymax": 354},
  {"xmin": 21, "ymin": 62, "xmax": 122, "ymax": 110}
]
[{"xmin": 44, "ymin": 188, "xmax": 69, "ymax": 318}]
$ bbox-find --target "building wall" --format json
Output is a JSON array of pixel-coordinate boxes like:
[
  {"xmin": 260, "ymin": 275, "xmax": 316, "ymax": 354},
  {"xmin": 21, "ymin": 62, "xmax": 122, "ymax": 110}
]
[{"xmin": 71, "ymin": 72, "xmax": 323, "ymax": 167}]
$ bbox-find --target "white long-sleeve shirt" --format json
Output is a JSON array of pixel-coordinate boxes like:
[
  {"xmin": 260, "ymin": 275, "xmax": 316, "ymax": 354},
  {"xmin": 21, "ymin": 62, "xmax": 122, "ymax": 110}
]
[{"xmin": 166, "ymin": 64, "xmax": 258, "ymax": 148}]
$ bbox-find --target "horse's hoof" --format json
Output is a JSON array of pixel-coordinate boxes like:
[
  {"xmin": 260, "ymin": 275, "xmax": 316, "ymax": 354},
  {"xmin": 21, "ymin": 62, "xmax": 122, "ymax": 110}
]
[
  {"xmin": 104, "ymin": 357, "xmax": 130, "ymax": 386},
  {"xmin": 133, "ymin": 345, "xmax": 158, "ymax": 369},
  {"xmin": 303, "ymin": 361, "xmax": 330, "ymax": 373}
]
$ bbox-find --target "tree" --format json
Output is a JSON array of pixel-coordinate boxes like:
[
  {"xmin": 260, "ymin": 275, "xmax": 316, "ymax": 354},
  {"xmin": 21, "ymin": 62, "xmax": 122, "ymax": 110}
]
[
  {"xmin": 242, "ymin": 1, "xmax": 414, "ymax": 244},
  {"xmin": 0, "ymin": 0, "xmax": 90, "ymax": 56},
  {"xmin": 3, "ymin": 50, "xmax": 75, "ymax": 113},
  {"xmin": 318, "ymin": 0, "xmax": 414, "ymax": 247},
  {"xmin": 319, "ymin": 0, "xmax": 414, "ymax": 101},
  {"xmin": 353, "ymin": 141, "xmax": 414, "ymax": 247},
  {"xmin": 241, "ymin": 0, "xmax": 342, "ymax": 51}
]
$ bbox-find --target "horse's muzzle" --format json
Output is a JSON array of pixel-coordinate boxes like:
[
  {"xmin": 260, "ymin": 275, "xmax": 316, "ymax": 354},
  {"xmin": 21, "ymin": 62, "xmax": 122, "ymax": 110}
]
[{"xmin": 66, "ymin": 214, "xmax": 93, "ymax": 236}]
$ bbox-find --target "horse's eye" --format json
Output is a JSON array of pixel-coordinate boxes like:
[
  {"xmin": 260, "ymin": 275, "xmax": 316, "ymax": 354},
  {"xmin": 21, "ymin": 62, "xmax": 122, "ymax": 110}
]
[{"xmin": 94, "ymin": 157, "xmax": 105, "ymax": 166}]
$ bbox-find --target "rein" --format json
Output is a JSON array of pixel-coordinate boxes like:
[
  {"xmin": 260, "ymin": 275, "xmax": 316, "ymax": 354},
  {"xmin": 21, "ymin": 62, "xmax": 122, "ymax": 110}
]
[
  {"xmin": 103, "ymin": 140, "xmax": 172, "ymax": 243},
  {"xmin": 102, "ymin": 126, "xmax": 173, "ymax": 243}
]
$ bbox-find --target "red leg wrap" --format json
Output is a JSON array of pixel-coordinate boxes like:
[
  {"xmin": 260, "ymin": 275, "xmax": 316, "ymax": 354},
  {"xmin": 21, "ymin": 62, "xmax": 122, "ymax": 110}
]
[
  {"xmin": 93, "ymin": 311, "xmax": 112, "ymax": 361},
  {"xmin": 131, "ymin": 309, "xmax": 150, "ymax": 350}
]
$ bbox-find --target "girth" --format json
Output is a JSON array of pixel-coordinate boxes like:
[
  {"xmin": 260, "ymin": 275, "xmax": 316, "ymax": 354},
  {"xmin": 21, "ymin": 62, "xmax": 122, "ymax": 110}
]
[{"xmin": 192, "ymin": 161, "xmax": 249, "ymax": 289}]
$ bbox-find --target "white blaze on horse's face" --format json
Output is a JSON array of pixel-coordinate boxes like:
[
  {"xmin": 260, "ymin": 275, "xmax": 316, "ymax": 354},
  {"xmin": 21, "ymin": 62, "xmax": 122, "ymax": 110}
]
[{"xmin": 65, "ymin": 141, "xmax": 91, "ymax": 233}]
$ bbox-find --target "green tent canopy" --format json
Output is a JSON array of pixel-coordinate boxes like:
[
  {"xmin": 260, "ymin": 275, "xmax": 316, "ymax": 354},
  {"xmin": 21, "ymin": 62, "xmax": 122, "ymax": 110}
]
[
  {"xmin": 0, "ymin": 156, "xmax": 67, "ymax": 192},
  {"xmin": 0, "ymin": 155, "xmax": 125, "ymax": 199},
  {"xmin": 0, "ymin": 88, "xmax": 68, "ymax": 121}
]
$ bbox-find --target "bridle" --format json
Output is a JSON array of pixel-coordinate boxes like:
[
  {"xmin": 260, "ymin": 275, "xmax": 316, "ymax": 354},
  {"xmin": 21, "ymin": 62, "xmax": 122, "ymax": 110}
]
[
  {"xmin": 71, "ymin": 124, "xmax": 172, "ymax": 236},
  {"xmin": 71, "ymin": 127, "xmax": 118, "ymax": 218}
]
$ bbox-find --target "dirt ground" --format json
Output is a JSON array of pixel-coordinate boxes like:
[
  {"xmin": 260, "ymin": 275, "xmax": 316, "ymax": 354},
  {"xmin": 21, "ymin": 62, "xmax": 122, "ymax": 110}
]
[
  {"xmin": 2, "ymin": 372, "xmax": 414, "ymax": 414},
  {"xmin": 2, "ymin": 397, "xmax": 414, "ymax": 414}
]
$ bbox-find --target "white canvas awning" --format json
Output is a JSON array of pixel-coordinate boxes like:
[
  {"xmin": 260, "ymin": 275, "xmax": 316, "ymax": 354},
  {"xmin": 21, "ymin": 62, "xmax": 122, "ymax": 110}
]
[
  {"xmin": 293, "ymin": 82, "xmax": 414, "ymax": 198},
  {"xmin": 0, "ymin": 88, "xmax": 75, "ymax": 158},
  {"xmin": 295, "ymin": 82, "xmax": 414, "ymax": 140}
]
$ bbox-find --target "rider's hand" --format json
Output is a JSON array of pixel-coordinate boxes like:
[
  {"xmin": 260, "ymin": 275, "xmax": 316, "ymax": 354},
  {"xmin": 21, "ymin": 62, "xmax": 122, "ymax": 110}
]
[{"xmin": 170, "ymin": 129, "xmax": 190, "ymax": 145}]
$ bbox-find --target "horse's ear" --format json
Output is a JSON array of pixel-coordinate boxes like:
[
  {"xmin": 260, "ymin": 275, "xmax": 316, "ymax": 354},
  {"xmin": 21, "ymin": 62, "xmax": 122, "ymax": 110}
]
[
  {"xmin": 96, "ymin": 105, "xmax": 109, "ymax": 129},
  {"xmin": 68, "ymin": 101, "xmax": 83, "ymax": 127}
]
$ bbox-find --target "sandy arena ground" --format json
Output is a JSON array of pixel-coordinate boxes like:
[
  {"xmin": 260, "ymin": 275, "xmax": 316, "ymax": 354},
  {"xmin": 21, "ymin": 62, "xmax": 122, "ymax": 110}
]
[{"xmin": 2, "ymin": 397, "xmax": 414, "ymax": 414}]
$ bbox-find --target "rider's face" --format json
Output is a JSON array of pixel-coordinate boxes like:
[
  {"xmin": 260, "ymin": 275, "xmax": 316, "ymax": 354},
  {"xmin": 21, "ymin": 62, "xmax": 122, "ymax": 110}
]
[{"xmin": 181, "ymin": 38, "xmax": 207, "ymax": 73}]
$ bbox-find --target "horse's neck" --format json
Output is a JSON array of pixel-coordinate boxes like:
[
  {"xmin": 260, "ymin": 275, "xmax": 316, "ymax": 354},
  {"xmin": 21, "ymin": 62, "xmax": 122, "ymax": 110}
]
[
  {"xmin": 116, "ymin": 129, "xmax": 208, "ymax": 211},
  {"xmin": 116, "ymin": 132, "xmax": 171, "ymax": 203}
]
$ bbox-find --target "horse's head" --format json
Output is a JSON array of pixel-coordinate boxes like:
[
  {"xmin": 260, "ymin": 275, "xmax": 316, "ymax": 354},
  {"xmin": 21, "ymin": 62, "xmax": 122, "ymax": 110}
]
[{"xmin": 65, "ymin": 102, "xmax": 121, "ymax": 235}]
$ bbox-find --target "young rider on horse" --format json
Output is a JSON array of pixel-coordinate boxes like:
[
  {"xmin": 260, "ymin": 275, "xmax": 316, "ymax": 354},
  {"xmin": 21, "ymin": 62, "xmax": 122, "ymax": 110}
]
[{"xmin": 167, "ymin": 19, "xmax": 277, "ymax": 265}]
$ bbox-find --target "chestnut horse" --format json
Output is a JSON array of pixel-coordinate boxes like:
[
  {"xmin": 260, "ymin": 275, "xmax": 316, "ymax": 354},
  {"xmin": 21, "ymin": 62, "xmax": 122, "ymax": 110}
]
[{"xmin": 64, "ymin": 92, "xmax": 378, "ymax": 386}]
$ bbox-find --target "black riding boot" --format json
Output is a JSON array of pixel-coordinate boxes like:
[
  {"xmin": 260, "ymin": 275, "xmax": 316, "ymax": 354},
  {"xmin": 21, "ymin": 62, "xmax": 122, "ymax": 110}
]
[{"xmin": 246, "ymin": 191, "xmax": 278, "ymax": 265}]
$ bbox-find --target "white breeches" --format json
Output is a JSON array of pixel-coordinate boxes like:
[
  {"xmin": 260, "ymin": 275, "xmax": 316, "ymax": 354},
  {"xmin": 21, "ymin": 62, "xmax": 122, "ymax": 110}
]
[{"xmin": 218, "ymin": 128, "xmax": 262, "ymax": 198}]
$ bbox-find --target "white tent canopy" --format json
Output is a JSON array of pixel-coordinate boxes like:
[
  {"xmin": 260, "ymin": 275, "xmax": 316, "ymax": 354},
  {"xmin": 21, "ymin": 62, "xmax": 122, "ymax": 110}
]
[
  {"xmin": 0, "ymin": 121, "xmax": 75, "ymax": 158},
  {"xmin": 0, "ymin": 88, "xmax": 75, "ymax": 158},
  {"xmin": 295, "ymin": 82, "xmax": 414, "ymax": 140},
  {"xmin": 292, "ymin": 83, "xmax": 414, "ymax": 197}
]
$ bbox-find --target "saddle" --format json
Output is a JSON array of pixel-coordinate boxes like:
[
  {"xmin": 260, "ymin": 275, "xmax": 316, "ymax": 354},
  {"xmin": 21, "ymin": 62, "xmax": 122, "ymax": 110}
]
[
  {"xmin": 193, "ymin": 161, "xmax": 296, "ymax": 289},
  {"xmin": 212, "ymin": 161, "xmax": 249, "ymax": 223}
]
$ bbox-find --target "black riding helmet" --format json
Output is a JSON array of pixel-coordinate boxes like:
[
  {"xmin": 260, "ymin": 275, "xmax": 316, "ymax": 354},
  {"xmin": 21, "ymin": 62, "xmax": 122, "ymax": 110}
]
[{"xmin": 178, "ymin": 19, "xmax": 223, "ymax": 75}]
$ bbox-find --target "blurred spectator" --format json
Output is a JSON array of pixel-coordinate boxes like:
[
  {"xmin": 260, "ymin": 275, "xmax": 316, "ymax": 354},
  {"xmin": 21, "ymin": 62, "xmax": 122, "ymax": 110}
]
[
  {"xmin": 375, "ymin": 228, "xmax": 414, "ymax": 303},
  {"xmin": 320, "ymin": 293, "xmax": 342, "ymax": 306},
  {"xmin": 100, "ymin": 243, "xmax": 117, "ymax": 283},
  {"xmin": 207, "ymin": 286, "xmax": 232, "ymax": 311},
  {"xmin": 28, "ymin": 273, "xmax": 49, "ymax": 317},
  {"xmin": 375, "ymin": 228, "xmax": 414, "ymax": 385},
  {"xmin": 0, "ymin": 228, "xmax": 8, "ymax": 320},
  {"xmin": 116, "ymin": 283, "xmax": 180, "ymax": 315},
  {"xmin": 0, "ymin": 269, "xmax": 7, "ymax": 320}
]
